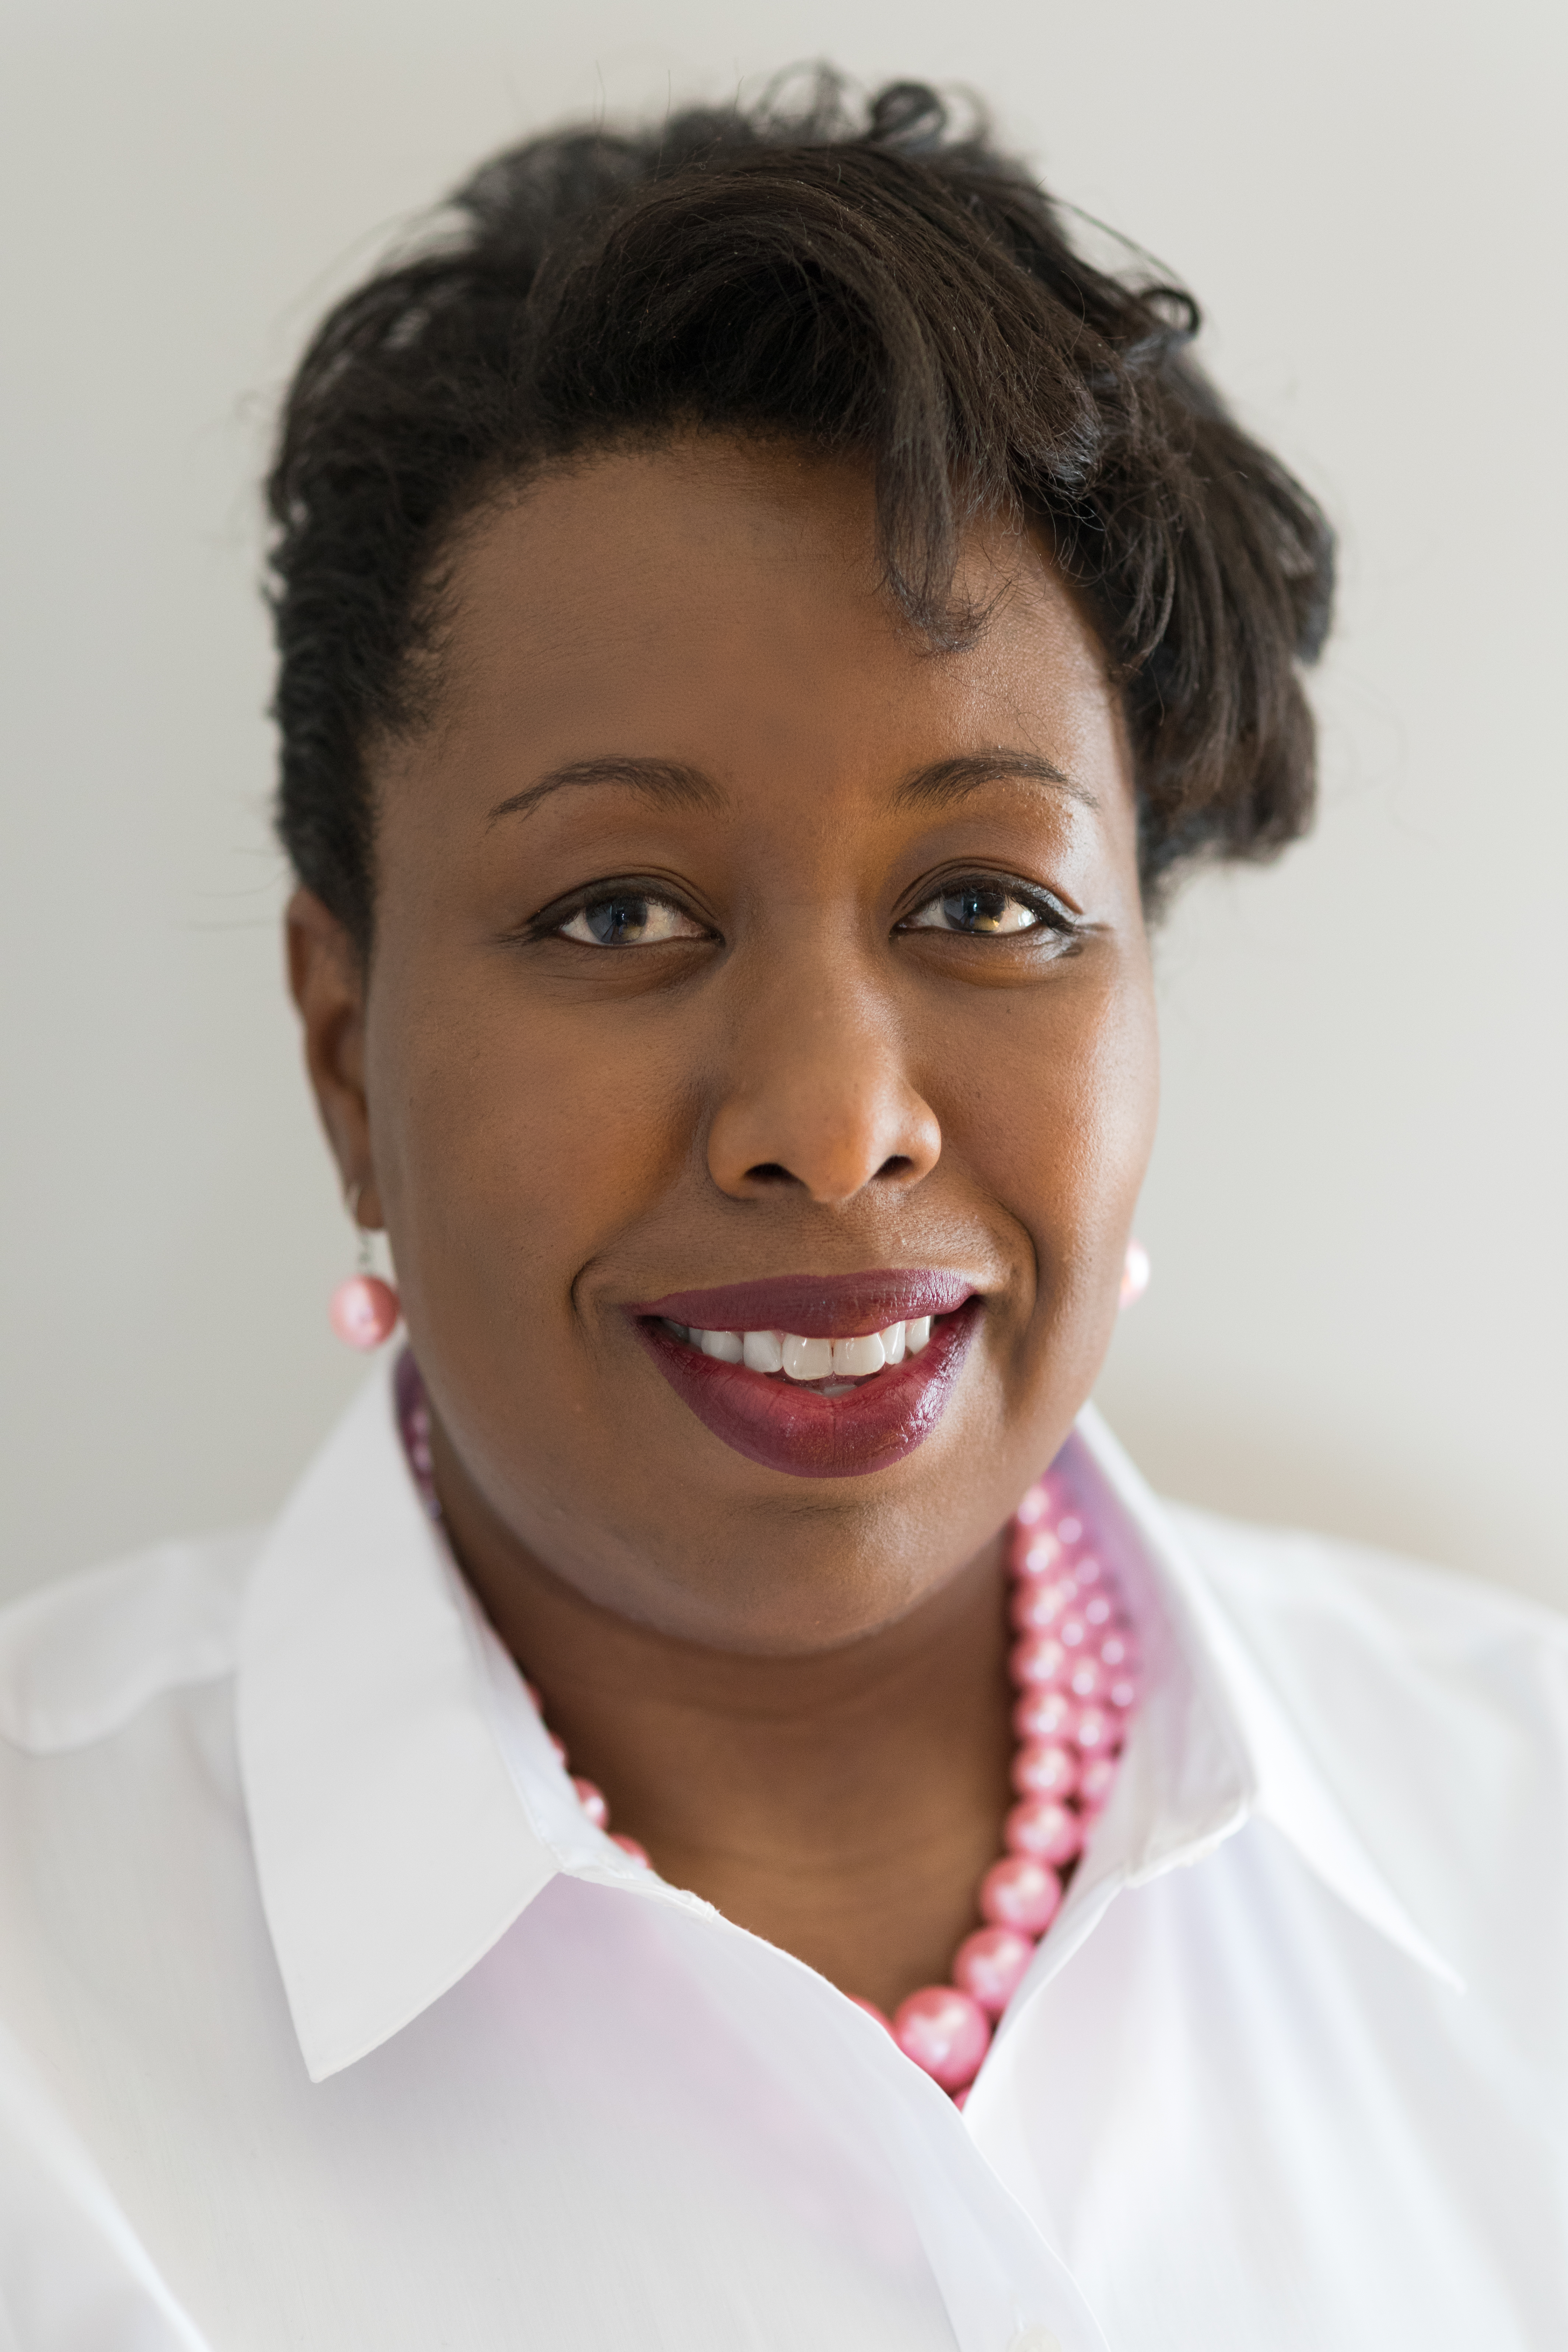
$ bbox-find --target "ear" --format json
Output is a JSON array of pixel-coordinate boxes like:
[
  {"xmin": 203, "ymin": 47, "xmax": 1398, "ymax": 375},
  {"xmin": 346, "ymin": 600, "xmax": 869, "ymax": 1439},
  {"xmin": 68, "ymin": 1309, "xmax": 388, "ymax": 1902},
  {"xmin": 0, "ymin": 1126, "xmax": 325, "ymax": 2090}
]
[{"xmin": 286, "ymin": 888, "xmax": 384, "ymax": 1228}]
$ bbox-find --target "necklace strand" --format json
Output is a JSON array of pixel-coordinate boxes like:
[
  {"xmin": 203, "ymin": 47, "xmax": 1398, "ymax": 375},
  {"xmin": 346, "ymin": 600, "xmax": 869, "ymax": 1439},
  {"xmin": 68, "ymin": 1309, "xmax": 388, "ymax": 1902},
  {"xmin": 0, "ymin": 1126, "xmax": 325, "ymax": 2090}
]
[{"xmin": 396, "ymin": 1355, "xmax": 1138, "ymax": 2102}]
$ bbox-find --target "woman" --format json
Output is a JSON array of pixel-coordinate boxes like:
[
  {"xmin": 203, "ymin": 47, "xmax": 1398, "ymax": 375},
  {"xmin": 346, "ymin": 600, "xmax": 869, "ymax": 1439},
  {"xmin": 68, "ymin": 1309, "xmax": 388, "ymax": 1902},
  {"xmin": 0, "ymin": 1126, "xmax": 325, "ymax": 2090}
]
[{"xmin": 1, "ymin": 77, "xmax": 1562, "ymax": 2352}]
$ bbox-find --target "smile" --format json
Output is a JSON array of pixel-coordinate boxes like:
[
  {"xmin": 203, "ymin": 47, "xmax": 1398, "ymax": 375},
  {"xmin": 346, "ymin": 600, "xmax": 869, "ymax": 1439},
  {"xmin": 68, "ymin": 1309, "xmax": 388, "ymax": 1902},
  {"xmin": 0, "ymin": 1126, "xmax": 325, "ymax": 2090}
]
[
  {"xmin": 627, "ymin": 1270, "xmax": 983, "ymax": 1479},
  {"xmin": 664, "ymin": 1315, "xmax": 932, "ymax": 1390}
]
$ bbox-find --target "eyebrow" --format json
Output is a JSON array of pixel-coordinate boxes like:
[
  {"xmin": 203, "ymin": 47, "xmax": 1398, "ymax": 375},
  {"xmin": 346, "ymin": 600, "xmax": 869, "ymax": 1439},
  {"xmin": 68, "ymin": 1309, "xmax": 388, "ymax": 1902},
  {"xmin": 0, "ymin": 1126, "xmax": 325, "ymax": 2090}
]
[
  {"xmin": 893, "ymin": 750, "xmax": 1096, "ymax": 811},
  {"xmin": 485, "ymin": 757, "xmax": 721, "ymax": 829},
  {"xmin": 485, "ymin": 745, "xmax": 1093, "ymax": 829}
]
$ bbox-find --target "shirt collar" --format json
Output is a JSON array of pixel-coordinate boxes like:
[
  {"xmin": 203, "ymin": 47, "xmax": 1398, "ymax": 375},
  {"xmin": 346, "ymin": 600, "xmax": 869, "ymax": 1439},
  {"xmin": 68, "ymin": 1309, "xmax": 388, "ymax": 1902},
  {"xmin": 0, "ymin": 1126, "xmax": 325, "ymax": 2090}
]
[
  {"xmin": 1036, "ymin": 1406, "xmax": 1461, "ymax": 2001},
  {"xmin": 237, "ymin": 1353, "xmax": 693, "ymax": 2082},
  {"xmin": 238, "ymin": 1359, "xmax": 1456, "ymax": 2084}
]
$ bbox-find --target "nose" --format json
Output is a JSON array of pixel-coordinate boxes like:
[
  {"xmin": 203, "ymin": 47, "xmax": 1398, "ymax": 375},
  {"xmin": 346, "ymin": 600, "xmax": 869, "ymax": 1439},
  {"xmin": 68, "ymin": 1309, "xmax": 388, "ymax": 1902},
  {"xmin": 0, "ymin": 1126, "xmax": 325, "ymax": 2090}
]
[{"xmin": 706, "ymin": 969, "xmax": 942, "ymax": 1205}]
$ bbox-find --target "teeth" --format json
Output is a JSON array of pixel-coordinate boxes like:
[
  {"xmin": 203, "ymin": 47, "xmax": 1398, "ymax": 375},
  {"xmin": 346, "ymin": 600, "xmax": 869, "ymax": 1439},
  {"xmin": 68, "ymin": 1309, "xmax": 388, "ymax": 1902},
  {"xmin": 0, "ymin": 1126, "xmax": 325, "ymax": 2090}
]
[
  {"xmin": 782, "ymin": 1334, "xmax": 834, "ymax": 1382},
  {"xmin": 832, "ymin": 1333, "xmax": 885, "ymax": 1376},
  {"xmin": 678, "ymin": 1315, "xmax": 939, "ymax": 1378}
]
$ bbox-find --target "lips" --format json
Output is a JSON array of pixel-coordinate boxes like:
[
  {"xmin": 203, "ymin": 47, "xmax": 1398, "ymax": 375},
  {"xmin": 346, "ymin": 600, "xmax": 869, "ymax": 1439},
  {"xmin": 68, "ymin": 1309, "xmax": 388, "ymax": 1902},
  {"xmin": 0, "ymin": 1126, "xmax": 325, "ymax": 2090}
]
[{"xmin": 627, "ymin": 1270, "xmax": 982, "ymax": 1479}]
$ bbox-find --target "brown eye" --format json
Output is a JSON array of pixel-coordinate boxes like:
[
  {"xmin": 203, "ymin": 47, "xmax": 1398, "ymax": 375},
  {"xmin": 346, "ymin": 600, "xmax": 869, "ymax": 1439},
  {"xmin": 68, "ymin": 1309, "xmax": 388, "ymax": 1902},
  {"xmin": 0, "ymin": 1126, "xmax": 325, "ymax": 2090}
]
[
  {"xmin": 559, "ymin": 894, "xmax": 706, "ymax": 946},
  {"xmin": 906, "ymin": 883, "xmax": 1044, "ymax": 936}
]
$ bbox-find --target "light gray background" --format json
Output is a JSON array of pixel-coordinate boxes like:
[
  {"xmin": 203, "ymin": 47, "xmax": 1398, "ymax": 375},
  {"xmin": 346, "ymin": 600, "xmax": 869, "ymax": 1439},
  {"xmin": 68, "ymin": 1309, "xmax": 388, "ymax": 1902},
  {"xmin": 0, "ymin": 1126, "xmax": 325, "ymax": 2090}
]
[{"xmin": 4, "ymin": 0, "xmax": 1564, "ymax": 1608}]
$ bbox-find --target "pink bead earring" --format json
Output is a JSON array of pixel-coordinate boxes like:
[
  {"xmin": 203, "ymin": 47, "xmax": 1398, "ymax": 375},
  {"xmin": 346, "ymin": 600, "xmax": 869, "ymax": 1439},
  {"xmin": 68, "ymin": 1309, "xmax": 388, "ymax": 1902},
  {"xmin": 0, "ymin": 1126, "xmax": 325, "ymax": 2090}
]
[
  {"xmin": 1119, "ymin": 1238, "xmax": 1151, "ymax": 1310},
  {"xmin": 328, "ymin": 1183, "xmax": 401, "ymax": 1350}
]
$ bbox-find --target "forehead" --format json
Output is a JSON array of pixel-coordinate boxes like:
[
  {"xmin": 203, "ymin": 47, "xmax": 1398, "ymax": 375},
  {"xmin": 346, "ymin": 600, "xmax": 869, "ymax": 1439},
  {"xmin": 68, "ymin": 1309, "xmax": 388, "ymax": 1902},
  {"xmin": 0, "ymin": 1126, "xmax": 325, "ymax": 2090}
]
[
  {"xmin": 447, "ymin": 442, "xmax": 1109, "ymax": 724},
  {"xmin": 399, "ymin": 436, "xmax": 1131, "ymax": 830}
]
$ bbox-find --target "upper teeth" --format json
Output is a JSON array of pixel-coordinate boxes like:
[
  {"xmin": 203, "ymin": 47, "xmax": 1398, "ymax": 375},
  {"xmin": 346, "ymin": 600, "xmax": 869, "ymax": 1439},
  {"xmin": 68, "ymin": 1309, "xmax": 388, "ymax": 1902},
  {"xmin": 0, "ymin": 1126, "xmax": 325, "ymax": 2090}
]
[{"xmin": 685, "ymin": 1316, "xmax": 933, "ymax": 1378}]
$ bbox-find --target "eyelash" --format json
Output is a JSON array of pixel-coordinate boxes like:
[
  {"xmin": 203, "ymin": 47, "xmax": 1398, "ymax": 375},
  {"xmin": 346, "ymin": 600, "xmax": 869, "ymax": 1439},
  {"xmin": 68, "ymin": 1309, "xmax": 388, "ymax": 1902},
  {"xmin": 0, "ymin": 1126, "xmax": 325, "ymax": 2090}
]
[
  {"xmin": 523, "ymin": 880, "xmax": 710, "ymax": 949},
  {"xmin": 895, "ymin": 876, "xmax": 1078, "ymax": 941},
  {"xmin": 528, "ymin": 874, "xmax": 1080, "ymax": 948}
]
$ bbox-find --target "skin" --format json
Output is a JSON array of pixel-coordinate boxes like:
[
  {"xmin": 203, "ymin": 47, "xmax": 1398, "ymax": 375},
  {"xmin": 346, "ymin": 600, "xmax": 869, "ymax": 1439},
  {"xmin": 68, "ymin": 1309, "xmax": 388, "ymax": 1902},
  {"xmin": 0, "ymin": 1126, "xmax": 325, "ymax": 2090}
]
[{"xmin": 290, "ymin": 434, "xmax": 1158, "ymax": 2012}]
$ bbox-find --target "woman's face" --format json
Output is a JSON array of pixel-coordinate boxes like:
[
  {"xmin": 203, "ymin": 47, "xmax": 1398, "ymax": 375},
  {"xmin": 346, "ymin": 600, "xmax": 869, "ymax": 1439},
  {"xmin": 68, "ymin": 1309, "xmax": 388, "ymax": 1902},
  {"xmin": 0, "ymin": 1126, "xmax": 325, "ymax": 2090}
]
[{"xmin": 299, "ymin": 435, "xmax": 1158, "ymax": 1653}]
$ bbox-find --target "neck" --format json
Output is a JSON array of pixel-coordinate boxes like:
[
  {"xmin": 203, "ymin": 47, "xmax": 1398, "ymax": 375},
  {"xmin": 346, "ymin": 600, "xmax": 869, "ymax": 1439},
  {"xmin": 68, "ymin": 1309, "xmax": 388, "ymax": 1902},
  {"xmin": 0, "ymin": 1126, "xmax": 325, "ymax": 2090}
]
[{"xmin": 436, "ymin": 1441, "xmax": 1015, "ymax": 2013}]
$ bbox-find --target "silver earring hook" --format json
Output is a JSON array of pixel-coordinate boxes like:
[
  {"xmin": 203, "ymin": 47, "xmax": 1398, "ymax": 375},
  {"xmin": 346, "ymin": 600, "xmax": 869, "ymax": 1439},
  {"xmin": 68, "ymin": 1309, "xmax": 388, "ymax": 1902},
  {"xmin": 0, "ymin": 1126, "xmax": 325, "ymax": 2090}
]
[{"xmin": 345, "ymin": 1181, "xmax": 372, "ymax": 1274}]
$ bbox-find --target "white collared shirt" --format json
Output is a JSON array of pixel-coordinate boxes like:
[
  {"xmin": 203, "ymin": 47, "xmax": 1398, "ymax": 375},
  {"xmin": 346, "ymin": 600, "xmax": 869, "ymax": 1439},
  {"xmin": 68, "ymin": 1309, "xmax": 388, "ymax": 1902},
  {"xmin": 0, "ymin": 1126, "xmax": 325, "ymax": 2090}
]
[{"xmin": 0, "ymin": 1359, "xmax": 1564, "ymax": 2352}]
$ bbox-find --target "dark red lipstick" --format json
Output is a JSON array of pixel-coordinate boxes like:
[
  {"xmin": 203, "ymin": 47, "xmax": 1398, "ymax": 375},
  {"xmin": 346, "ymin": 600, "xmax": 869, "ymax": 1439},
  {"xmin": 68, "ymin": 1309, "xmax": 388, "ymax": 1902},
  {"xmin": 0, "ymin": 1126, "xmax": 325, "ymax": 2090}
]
[{"xmin": 627, "ymin": 1269, "xmax": 982, "ymax": 1479}]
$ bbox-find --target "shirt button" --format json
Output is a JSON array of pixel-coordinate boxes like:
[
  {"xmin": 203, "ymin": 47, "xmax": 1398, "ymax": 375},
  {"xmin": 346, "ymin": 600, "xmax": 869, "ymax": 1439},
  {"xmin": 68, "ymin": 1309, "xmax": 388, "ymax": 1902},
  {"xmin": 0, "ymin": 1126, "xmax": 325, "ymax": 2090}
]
[{"xmin": 1008, "ymin": 2331, "xmax": 1064, "ymax": 2352}]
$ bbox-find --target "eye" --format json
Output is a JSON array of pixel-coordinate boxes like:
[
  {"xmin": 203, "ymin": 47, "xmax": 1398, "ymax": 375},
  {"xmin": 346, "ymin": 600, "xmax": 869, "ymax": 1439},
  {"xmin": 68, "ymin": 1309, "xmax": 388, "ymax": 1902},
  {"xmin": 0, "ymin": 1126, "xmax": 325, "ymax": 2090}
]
[
  {"xmin": 903, "ymin": 880, "xmax": 1055, "ymax": 937},
  {"xmin": 557, "ymin": 892, "xmax": 708, "ymax": 947}
]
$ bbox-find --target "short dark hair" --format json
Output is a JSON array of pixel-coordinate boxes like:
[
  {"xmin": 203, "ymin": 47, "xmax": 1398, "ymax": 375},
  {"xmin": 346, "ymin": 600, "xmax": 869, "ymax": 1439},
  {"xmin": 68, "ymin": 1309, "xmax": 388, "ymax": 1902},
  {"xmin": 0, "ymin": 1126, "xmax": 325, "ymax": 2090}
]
[{"xmin": 267, "ymin": 74, "xmax": 1334, "ymax": 949}]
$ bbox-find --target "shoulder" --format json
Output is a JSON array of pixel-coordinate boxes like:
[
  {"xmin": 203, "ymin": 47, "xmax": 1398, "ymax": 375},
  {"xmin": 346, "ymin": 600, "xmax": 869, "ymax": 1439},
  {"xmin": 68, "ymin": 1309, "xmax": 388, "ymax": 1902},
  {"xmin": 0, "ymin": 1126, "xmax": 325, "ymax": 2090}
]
[
  {"xmin": 1168, "ymin": 1500, "xmax": 1568, "ymax": 2025},
  {"xmin": 1167, "ymin": 1498, "xmax": 1568, "ymax": 1715},
  {"xmin": 0, "ymin": 1528, "xmax": 262, "ymax": 1756}
]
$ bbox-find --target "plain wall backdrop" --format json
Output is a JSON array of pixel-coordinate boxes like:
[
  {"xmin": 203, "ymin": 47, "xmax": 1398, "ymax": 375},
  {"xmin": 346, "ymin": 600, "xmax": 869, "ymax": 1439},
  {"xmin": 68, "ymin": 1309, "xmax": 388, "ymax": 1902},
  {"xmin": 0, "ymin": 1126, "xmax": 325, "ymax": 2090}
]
[{"xmin": 3, "ymin": 0, "xmax": 1564, "ymax": 1609}]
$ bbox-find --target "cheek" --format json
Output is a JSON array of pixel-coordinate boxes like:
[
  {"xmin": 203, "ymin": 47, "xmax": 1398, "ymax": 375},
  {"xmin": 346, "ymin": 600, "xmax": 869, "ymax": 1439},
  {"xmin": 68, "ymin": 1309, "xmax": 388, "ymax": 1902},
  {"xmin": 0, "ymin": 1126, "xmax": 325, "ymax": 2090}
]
[
  {"xmin": 952, "ymin": 956, "xmax": 1158, "ymax": 1301},
  {"xmin": 364, "ymin": 953, "xmax": 691, "ymax": 1340}
]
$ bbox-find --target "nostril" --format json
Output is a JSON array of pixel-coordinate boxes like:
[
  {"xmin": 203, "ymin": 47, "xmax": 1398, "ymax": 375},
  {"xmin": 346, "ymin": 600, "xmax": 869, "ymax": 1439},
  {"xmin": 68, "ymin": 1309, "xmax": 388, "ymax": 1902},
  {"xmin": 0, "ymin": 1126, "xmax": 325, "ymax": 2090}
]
[
  {"xmin": 875, "ymin": 1155, "xmax": 915, "ymax": 1180},
  {"xmin": 745, "ymin": 1162, "xmax": 798, "ymax": 1186}
]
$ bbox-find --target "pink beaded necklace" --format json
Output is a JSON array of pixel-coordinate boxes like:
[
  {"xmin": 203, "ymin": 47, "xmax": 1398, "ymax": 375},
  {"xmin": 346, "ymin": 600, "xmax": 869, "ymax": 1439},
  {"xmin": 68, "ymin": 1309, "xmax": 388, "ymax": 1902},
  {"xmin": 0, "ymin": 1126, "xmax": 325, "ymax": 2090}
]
[{"xmin": 396, "ymin": 1355, "xmax": 1138, "ymax": 2104}]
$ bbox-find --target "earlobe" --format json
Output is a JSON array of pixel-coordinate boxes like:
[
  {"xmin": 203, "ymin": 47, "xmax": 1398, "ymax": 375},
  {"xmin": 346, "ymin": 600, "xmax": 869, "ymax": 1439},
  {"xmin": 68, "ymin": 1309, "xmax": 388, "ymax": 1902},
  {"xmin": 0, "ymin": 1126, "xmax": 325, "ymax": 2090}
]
[{"xmin": 285, "ymin": 887, "xmax": 378, "ymax": 1214}]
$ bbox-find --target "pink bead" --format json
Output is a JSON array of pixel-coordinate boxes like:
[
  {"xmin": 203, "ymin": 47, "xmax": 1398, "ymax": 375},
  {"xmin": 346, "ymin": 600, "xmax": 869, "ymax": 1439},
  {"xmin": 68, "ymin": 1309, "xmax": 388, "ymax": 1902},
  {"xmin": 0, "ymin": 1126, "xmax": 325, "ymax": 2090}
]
[
  {"xmin": 1012, "ymin": 1686, "xmax": 1074, "ymax": 1744},
  {"xmin": 1012, "ymin": 1529, "xmax": 1062, "ymax": 1578},
  {"xmin": 980, "ymin": 1854, "xmax": 1063, "ymax": 1935},
  {"xmin": 1012, "ymin": 1741, "xmax": 1079, "ymax": 1800},
  {"xmin": 953, "ymin": 1925, "xmax": 1035, "ymax": 2016},
  {"xmin": 1120, "ymin": 1237, "xmax": 1151, "ymax": 1309},
  {"xmin": 1010, "ymin": 1635, "xmax": 1068, "ymax": 1690},
  {"xmin": 893, "ymin": 1985, "xmax": 992, "ymax": 2090},
  {"xmin": 851, "ymin": 1995, "xmax": 895, "ymax": 2034},
  {"xmin": 1056, "ymin": 1514, "xmax": 1084, "ymax": 1547},
  {"xmin": 572, "ymin": 1776, "xmax": 609, "ymax": 1828},
  {"xmin": 1072, "ymin": 1706, "xmax": 1120, "ymax": 1756},
  {"xmin": 327, "ymin": 1273, "xmax": 400, "ymax": 1350},
  {"xmin": 1006, "ymin": 1796, "xmax": 1084, "ymax": 1867},
  {"xmin": 1057, "ymin": 1613, "xmax": 1090, "ymax": 1651},
  {"xmin": 1107, "ymin": 1675, "xmax": 1139, "ymax": 1710},
  {"xmin": 1078, "ymin": 1755, "xmax": 1117, "ymax": 1808},
  {"xmin": 1099, "ymin": 1631, "xmax": 1135, "ymax": 1669},
  {"xmin": 1083, "ymin": 1592, "xmax": 1113, "ymax": 1627},
  {"xmin": 1072, "ymin": 1553, "xmax": 1104, "ymax": 1586},
  {"xmin": 609, "ymin": 1832, "xmax": 651, "ymax": 1868},
  {"xmin": 1009, "ymin": 1577, "xmax": 1077, "ymax": 1633},
  {"xmin": 1068, "ymin": 1658, "xmax": 1109, "ymax": 1702},
  {"xmin": 1014, "ymin": 1484, "xmax": 1052, "ymax": 1527}
]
